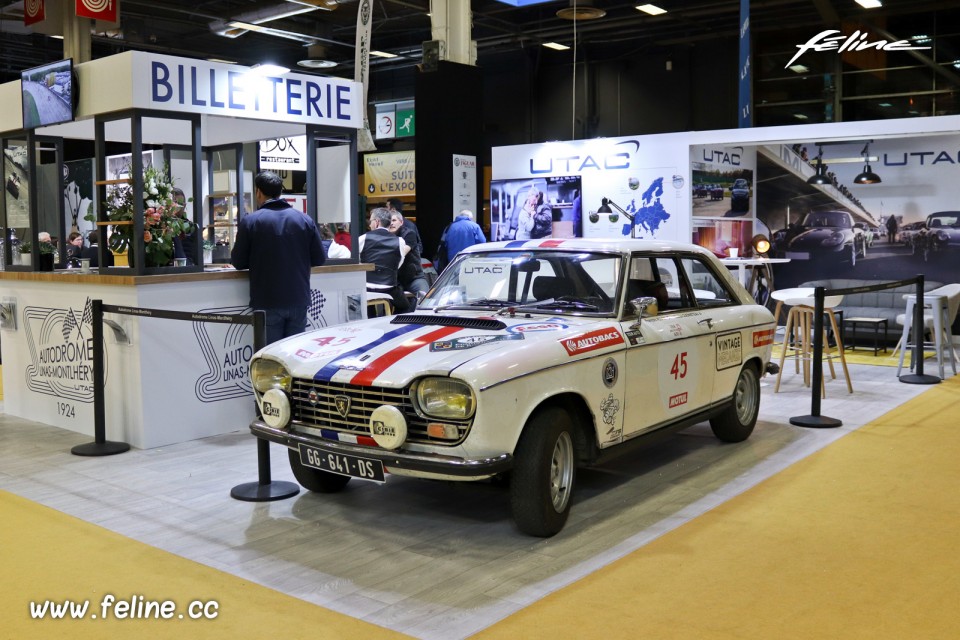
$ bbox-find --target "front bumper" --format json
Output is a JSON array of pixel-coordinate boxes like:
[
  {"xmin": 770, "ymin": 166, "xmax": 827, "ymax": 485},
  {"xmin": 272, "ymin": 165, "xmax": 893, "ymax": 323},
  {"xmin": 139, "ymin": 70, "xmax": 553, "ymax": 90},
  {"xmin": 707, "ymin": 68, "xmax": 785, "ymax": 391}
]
[{"xmin": 250, "ymin": 419, "xmax": 513, "ymax": 480}]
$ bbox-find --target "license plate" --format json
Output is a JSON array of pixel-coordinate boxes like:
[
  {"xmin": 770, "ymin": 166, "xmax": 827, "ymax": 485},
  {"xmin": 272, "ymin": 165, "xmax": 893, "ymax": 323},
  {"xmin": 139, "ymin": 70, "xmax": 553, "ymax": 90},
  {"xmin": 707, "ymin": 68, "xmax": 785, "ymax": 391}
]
[
  {"xmin": 298, "ymin": 443, "xmax": 385, "ymax": 483},
  {"xmin": 785, "ymin": 251, "xmax": 810, "ymax": 260}
]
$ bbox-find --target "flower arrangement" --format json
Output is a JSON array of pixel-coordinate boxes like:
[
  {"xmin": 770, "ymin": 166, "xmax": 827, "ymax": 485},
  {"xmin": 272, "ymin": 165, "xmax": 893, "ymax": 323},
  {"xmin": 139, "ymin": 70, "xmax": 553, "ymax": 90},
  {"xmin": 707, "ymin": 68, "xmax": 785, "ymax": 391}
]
[{"xmin": 91, "ymin": 163, "xmax": 195, "ymax": 268}]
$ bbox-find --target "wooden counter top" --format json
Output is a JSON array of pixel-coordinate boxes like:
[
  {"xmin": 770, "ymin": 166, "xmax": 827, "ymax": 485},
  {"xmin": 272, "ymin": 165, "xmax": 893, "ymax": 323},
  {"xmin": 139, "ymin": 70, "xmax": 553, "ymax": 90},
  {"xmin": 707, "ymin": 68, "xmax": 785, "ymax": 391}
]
[{"xmin": 0, "ymin": 263, "xmax": 373, "ymax": 286}]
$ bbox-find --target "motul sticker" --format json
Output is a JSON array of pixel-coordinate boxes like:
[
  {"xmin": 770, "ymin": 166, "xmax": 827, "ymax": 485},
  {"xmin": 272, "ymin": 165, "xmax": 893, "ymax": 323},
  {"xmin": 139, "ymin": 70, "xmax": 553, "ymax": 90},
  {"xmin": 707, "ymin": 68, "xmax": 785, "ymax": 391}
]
[
  {"xmin": 561, "ymin": 328, "xmax": 624, "ymax": 356},
  {"xmin": 668, "ymin": 392, "xmax": 688, "ymax": 408},
  {"xmin": 753, "ymin": 328, "xmax": 775, "ymax": 347}
]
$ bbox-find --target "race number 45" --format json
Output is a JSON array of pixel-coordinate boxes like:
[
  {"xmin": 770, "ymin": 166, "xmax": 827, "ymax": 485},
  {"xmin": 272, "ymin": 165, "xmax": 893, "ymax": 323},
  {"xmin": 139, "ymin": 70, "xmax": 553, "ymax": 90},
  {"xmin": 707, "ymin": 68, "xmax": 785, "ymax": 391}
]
[{"xmin": 670, "ymin": 352, "xmax": 688, "ymax": 380}]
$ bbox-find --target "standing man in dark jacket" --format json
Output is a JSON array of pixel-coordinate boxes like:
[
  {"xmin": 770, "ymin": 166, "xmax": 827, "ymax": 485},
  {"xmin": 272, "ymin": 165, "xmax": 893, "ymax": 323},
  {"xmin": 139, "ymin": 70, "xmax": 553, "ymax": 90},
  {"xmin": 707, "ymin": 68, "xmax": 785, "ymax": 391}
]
[{"xmin": 231, "ymin": 171, "xmax": 325, "ymax": 345}]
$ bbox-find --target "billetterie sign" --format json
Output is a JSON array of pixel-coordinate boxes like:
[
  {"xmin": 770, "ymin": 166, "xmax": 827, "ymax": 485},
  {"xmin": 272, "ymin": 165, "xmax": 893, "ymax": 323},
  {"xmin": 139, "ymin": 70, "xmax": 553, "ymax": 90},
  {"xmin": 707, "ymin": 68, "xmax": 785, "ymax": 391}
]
[{"xmin": 130, "ymin": 52, "xmax": 363, "ymax": 128}]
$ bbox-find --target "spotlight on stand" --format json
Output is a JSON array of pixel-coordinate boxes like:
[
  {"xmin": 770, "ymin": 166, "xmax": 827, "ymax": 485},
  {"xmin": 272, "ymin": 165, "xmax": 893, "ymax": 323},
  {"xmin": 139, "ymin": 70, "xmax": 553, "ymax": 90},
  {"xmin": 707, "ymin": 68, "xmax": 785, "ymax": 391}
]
[
  {"xmin": 598, "ymin": 197, "xmax": 639, "ymax": 237},
  {"xmin": 752, "ymin": 234, "xmax": 771, "ymax": 256},
  {"xmin": 806, "ymin": 146, "xmax": 831, "ymax": 185},
  {"xmin": 854, "ymin": 143, "xmax": 882, "ymax": 184}
]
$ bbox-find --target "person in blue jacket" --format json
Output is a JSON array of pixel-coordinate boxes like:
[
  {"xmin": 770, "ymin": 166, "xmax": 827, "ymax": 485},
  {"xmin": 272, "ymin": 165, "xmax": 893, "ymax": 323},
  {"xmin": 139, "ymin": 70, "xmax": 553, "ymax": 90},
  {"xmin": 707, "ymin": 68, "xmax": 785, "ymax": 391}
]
[
  {"xmin": 445, "ymin": 209, "xmax": 486, "ymax": 264},
  {"xmin": 231, "ymin": 171, "xmax": 325, "ymax": 345}
]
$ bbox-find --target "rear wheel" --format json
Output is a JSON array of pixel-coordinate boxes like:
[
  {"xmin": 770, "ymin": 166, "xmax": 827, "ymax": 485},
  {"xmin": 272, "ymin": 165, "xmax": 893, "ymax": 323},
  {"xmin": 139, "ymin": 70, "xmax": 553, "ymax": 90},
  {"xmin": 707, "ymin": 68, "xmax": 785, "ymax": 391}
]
[
  {"xmin": 710, "ymin": 365, "xmax": 760, "ymax": 443},
  {"xmin": 288, "ymin": 448, "xmax": 351, "ymax": 493},
  {"xmin": 510, "ymin": 406, "xmax": 577, "ymax": 537}
]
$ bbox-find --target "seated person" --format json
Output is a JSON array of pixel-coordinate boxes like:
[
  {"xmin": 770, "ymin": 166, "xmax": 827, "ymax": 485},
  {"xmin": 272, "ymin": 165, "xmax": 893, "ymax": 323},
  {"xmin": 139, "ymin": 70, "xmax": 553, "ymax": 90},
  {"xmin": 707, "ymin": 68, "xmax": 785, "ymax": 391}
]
[
  {"xmin": 80, "ymin": 230, "xmax": 114, "ymax": 268},
  {"xmin": 320, "ymin": 224, "xmax": 350, "ymax": 259},
  {"xmin": 359, "ymin": 207, "xmax": 412, "ymax": 313},
  {"xmin": 64, "ymin": 231, "xmax": 85, "ymax": 266}
]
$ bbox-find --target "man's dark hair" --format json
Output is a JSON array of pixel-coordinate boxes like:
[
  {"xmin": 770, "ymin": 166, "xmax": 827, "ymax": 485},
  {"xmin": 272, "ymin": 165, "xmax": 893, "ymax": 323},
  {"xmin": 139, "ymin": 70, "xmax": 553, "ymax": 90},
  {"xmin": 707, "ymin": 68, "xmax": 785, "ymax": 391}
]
[
  {"xmin": 87, "ymin": 230, "xmax": 100, "ymax": 244},
  {"xmin": 386, "ymin": 197, "xmax": 403, "ymax": 213},
  {"xmin": 255, "ymin": 171, "xmax": 284, "ymax": 199}
]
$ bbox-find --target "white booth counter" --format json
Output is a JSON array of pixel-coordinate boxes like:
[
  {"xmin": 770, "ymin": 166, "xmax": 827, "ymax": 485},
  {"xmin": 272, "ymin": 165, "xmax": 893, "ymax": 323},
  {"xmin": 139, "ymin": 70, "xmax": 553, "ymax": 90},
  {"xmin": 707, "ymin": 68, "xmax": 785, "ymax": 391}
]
[{"xmin": 0, "ymin": 264, "xmax": 370, "ymax": 448}]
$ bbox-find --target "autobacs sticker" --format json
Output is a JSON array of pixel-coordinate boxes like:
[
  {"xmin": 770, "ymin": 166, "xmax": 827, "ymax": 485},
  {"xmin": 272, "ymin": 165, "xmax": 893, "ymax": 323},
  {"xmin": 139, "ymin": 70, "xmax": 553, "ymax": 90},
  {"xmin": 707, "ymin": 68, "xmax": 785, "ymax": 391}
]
[{"xmin": 561, "ymin": 328, "xmax": 625, "ymax": 356}]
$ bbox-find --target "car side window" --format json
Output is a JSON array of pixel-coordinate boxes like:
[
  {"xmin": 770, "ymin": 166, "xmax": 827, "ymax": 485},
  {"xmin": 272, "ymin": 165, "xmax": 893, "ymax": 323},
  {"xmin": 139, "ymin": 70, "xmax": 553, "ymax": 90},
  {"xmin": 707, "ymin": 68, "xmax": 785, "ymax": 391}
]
[{"xmin": 678, "ymin": 257, "xmax": 738, "ymax": 308}]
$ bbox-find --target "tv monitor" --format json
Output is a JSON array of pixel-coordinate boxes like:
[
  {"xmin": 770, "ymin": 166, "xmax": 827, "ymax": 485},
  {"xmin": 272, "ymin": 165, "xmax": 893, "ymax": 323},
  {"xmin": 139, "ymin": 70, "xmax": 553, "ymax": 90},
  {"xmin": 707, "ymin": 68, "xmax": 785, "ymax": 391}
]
[
  {"xmin": 490, "ymin": 175, "xmax": 583, "ymax": 241},
  {"xmin": 21, "ymin": 58, "xmax": 77, "ymax": 130}
]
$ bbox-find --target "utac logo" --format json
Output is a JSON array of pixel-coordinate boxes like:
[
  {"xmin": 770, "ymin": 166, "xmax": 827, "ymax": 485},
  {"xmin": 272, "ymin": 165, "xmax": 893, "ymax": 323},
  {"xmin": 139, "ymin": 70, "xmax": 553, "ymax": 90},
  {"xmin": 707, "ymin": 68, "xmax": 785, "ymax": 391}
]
[{"xmin": 786, "ymin": 29, "xmax": 930, "ymax": 69}]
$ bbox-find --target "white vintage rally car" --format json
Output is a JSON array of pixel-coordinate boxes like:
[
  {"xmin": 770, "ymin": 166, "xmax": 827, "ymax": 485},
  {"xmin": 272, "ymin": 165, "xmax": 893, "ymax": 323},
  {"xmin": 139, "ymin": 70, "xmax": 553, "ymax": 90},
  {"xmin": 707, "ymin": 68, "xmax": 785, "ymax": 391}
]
[{"xmin": 248, "ymin": 238, "xmax": 777, "ymax": 536}]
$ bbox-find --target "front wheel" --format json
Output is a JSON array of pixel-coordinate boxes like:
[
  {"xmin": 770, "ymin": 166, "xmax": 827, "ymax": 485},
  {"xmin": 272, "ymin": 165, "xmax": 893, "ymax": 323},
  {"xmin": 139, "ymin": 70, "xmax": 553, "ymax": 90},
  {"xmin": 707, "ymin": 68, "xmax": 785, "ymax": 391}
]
[
  {"xmin": 288, "ymin": 448, "xmax": 351, "ymax": 493},
  {"xmin": 510, "ymin": 406, "xmax": 577, "ymax": 537},
  {"xmin": 710, "ymin": 365, "xmax": 760, "ymax": 443}
]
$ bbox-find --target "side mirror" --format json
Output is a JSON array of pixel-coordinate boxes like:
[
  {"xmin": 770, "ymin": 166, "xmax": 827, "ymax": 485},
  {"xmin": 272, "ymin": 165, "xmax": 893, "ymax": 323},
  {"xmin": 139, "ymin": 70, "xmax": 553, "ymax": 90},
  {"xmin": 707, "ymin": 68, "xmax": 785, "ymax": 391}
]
[{"xmin": 628, "ymin": 296, "xmax": 658, "ymax": 328}]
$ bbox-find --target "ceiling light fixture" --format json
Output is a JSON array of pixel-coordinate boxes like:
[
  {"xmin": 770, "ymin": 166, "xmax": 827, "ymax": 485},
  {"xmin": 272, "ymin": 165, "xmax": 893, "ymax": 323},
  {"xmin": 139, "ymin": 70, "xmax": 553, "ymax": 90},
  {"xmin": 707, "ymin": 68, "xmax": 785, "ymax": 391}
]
[
  {"xmin": 806, "ymin": 146, "xmax": 831, "ymax": 185},
  {"xmin": 855, "ymin": 0, "xmax": 882, "ymax": 8},
  {"xmin": 248, "ymin": 63, "xmax": 291, "ymax": 76},
  {"xmin": 635, "ymin": 4, "xmax": 667, "ymax": 15},
  {"xmin": 557, "ymin": 0, "xmax": 606, "ymax": 21},
  {"xmin": 788, "ymin": 64, "xmax": 809, "ymax": 73},
  {"xmin": 228, "ymin": 21, "xmax": 317, "ymax": 43},
  {"xmin": 297, "ymin": 58, "xmax": 338, "ymax": 69},
  {"xmin": 370, "ymin": 50, "xmax": 398, "ymax": 58},
  {"xmin": 543, "ymin": 42, "xmax": 571, "ymax": 50},
  {"xmin": 854, "ymin": 143, "xmax": 882, "ymax": 184}
]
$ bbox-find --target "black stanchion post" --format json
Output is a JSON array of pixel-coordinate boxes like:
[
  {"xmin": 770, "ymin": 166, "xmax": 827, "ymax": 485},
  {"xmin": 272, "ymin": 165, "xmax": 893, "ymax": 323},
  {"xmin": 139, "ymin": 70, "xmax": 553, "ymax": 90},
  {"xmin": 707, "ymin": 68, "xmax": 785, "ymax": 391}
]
[
  {"xmin": 230, "ymin": 310, "xmax": 300, "ymax": 502},
  {"xmin": 72, "ymin": 299, "xmax": 131, "ymax": 456},
  {"xmin": 900, "ymin": 274, "xmax": 940, "ymax": 385},
  {"xmin": 790, "ymin": 286, "xmax": 842, "ymax": 429}
]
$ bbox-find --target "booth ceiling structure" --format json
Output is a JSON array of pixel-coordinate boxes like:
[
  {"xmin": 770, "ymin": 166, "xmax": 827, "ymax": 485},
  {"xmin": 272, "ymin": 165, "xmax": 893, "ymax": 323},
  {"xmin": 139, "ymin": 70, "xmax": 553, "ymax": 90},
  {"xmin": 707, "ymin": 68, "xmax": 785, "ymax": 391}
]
[{"xmin": 0, "ymin": 0, "xmax": 951, "ymax": 86}]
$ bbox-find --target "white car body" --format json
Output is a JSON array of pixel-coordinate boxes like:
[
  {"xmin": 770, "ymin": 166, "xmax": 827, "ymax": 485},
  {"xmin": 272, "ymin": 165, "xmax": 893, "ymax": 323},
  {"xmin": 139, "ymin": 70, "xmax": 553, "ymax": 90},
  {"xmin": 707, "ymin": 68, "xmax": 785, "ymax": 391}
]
[{"xmin": 248, "ymin": 238, "xmax": 776, "ymax": 536}]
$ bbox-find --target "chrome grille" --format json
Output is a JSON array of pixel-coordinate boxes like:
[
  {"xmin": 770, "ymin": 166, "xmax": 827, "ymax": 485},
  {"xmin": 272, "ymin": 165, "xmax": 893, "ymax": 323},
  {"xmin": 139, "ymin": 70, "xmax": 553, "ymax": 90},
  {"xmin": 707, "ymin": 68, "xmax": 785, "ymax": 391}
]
[{"xmin": 290, "ymin": 378, "xmax": 472, "ymax": 446}]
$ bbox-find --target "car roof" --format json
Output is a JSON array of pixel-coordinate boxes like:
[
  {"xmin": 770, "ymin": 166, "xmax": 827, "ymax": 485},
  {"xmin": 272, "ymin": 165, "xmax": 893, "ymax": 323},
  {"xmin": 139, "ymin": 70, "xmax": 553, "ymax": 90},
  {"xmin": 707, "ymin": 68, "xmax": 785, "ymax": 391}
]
[{"xmin": 460, "ymin": 237, "xmax": 717, "ymax": 258}]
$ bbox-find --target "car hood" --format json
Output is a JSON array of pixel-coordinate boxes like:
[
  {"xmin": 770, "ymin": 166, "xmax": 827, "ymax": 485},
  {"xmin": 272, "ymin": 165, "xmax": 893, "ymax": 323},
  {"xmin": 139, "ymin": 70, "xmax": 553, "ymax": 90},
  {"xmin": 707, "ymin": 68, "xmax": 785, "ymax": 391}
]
[
  {"xmin": 788, "ymin": 227, "xmax": 848, "ymax": 247},
  {"xmin": 260, "ymin": 312, "xmax": 625, "ymax": 388}
]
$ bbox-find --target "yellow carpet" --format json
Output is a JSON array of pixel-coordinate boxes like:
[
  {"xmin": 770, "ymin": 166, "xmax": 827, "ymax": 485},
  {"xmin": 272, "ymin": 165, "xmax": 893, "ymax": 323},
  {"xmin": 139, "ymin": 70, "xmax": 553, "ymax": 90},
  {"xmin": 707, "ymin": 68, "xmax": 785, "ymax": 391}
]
[
  {"xmin": 0, "ymin": 490, "xmax": 409, "ymax": 640},
  {"xmin": 772, "ymin": 345, "xmax": 936, "ymax": 368},
  {"xmin": 475, "ymin": 375, "xmax": 960, "ymax": 639},
  {"xmin": 4, "ymin": 377, "xmax": 959, "ymax": 639}
]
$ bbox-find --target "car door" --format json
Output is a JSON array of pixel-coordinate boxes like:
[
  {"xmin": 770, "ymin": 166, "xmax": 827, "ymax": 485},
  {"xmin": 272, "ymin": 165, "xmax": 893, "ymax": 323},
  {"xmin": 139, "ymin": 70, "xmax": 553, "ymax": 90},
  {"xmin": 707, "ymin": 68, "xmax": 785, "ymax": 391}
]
[{"xmin": 619, "ymin": 254, "xmax": 717, "ymax": 438}]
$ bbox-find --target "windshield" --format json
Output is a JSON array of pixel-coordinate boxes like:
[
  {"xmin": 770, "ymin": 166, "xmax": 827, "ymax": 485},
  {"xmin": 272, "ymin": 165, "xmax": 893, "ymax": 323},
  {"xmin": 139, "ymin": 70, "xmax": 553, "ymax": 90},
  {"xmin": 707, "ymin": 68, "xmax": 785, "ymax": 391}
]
[
  {"xmin": 802, "ymin": 211, "xmax": 851, "ymax": 229},
  {"xmin": 419, "ymin": 250, "xmax": 622, "ymax": 316},
  {"xmin": 927, "ymin": 213, "xmax": 960, "ymax": 228}
]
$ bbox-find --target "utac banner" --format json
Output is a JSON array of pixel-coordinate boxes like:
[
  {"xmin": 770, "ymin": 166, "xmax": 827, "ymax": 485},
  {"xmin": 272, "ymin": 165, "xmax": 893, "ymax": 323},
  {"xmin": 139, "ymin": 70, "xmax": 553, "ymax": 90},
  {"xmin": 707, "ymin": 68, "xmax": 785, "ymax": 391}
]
[
  {"xmin": 363, "ymin": 151, "xmax": 415, "ymax": 198},
  {"xmin": 75, "ymin": 0, "xmax": 118, "ymax": 22}
]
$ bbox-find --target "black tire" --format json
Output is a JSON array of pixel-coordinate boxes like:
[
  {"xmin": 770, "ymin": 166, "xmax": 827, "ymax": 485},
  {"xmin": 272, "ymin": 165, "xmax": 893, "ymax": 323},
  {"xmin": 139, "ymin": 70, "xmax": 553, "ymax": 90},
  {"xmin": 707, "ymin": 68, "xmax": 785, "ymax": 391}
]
[
  {"xmin": 849, "ymin": 244, "xmax": 857, "ymax": 267},
  {"xmin": 288, "ymin": 448, "xmax": 351, "ymax": 493},
  {"xmin": 710, "ymin": 365, "xmax": 760, "ymax": 443},
  {"xmin": 510, "ymin": 406, "xmax": 577, "ymax": 537}
]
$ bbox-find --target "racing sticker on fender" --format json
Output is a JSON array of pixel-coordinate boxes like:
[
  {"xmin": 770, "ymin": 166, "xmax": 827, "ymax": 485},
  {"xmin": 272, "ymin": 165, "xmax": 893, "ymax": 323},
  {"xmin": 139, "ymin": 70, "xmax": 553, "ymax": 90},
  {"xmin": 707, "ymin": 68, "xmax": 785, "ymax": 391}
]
[
  {"xmin": 753, "ymin": 328, "xmax": 775, "ymax": 347},
  {"xmin": 716, "ymin": 332, "xmax": 743, "ymax": 370},
  {"xmin": 561, "ymin": 328, "xmax": 625, "ymax": 356},
  {"xmin": 430, "ymin": 334, "xmax": 524, "ymax": 351}
]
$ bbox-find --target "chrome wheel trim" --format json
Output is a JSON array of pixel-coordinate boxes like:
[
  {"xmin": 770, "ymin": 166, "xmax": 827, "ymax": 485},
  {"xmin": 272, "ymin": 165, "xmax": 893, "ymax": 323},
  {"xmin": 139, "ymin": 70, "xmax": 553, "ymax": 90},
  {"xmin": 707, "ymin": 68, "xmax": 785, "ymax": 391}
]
[
  {"xmin": 735, "ymin": 369, "xmax": 758, "ymax": 425},
  {"xmin": 550, "ymin": 431, "xmax": 575, "ymax": 512}
]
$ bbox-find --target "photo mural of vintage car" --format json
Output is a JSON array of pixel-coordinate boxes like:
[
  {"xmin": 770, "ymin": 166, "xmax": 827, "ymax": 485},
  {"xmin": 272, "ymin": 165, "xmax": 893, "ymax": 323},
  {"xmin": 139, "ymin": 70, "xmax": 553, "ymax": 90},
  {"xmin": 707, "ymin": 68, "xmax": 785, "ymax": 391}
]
[
  {"xmin": 730, "ymin": 178, "xmax": 751, "ymax": 212},
  {"xmin": 245, "ymin": 238, "xmax": 777, "ymax": 537},
  {"xmin": 774, "ymin": 210, "xmax": 867, "ymax": 267},
  {"xmin": 914, "ymin": 211, "xmax": 960, "ymax": 261}
]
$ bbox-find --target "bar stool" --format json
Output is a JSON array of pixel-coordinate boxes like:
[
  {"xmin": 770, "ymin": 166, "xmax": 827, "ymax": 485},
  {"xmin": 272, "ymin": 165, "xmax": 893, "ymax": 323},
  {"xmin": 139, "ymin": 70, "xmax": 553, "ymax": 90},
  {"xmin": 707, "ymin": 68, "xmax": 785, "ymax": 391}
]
[
  {"xmin": 366, "ymin": 292, "xmax": 394, "ymax": 318},
  {"xmin": 896, "ymin": 290, "xmax": 959, "ymax": 379},
  {"xmin": 773, "ymin": 290, "xmax": 852, "ymax": 395}
]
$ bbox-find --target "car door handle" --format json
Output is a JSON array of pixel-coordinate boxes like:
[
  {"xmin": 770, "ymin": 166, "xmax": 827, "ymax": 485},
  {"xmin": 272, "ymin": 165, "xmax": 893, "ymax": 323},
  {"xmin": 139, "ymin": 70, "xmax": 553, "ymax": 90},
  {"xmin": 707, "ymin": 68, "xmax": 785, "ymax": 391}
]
[{"xmin": 698, "ymin": 318, "xmax": 714, "ymax": 330}]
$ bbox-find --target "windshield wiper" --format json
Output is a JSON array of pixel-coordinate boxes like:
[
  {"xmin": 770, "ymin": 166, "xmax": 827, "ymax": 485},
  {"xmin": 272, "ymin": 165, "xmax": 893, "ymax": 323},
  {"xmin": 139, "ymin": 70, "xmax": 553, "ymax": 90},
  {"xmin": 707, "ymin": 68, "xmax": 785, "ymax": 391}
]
[
  {"xmin": 430, "ymin": 298, "xmax": 513, "ymax": 313},
  {"xmin": 515, "ymin": 297, "xmax": 600, "ymax": 312}
]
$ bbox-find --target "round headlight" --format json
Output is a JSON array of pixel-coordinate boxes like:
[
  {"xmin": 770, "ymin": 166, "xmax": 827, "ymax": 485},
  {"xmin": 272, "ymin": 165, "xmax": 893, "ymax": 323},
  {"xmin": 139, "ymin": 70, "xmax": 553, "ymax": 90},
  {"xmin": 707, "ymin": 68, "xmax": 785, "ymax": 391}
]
[
  {"xmin": 251, "ymin": 358, "xmax": 292, "ymax": 394},
  {"xmin": 415, "ymin": 378, "xmax": 476, "ymax": 420}
]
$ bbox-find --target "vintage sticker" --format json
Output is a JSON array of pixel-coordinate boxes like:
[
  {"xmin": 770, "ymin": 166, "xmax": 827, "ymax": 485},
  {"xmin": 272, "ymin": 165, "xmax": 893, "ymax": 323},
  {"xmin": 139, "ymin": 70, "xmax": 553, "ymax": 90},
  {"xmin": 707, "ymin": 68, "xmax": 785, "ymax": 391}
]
[
  {"xmin": 716, "ymin": 331, "xmax": 743, "ymax": 370},
  {"xmin": 429, "ymin": 334, "xmax": 523, "ymax": 352},
  {"xmin": 753, "ymin": 328, "xmax": 775, "ymax": 347},
  {"xmin": 561, "ymin": 328, "xmax": 625, "ymax": 356}
]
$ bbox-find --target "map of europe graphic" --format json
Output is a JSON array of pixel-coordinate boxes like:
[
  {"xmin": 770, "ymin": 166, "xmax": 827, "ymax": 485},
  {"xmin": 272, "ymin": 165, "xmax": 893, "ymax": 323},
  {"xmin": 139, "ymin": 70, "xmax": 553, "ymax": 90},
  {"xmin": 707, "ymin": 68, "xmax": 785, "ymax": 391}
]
[{"xmin": 621, "ymin": 177, "xmax": 671, "ymax": 237}]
